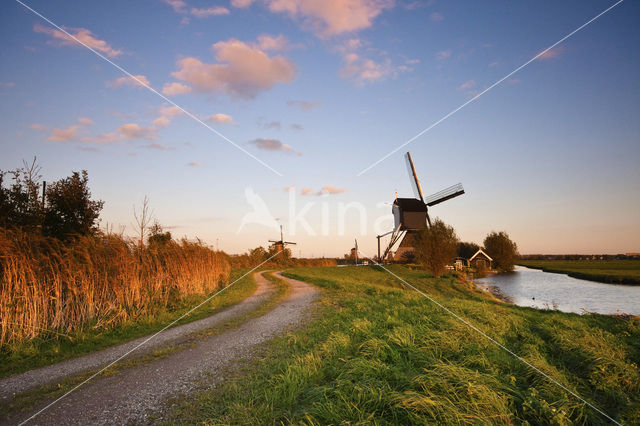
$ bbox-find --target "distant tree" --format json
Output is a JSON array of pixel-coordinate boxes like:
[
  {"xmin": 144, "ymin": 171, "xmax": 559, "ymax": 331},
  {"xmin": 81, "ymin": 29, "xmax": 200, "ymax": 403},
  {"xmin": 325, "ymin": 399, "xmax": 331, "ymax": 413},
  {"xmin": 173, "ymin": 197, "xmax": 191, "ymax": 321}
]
[
  {"xmin": 43, "ymin": 171, "xmax": 104, "ymax": 240},
  {"xmin": 0, "ymin": 158, "xmax": 44, "ymax": 230},
  {"xmin": 133, "ymin": 196, "xmax": 153, "ymax": 248},
  {"xmin": 248, "ymin": 246, "xmax": 268, "ymax": 264},
  {"xmin": 148, "ymin": 220, "xmax": 172, "ymax": 247},
  {"xmin": 414, "ymin": 218, "xmax": 459, "ymax": 278},
  {"xmin": 457, "ymin": 241, "xmax": 480, "ymax": 259},
  {"xmin": 483, "ymin": 231, "xmax": 519, "ymax": 272}
]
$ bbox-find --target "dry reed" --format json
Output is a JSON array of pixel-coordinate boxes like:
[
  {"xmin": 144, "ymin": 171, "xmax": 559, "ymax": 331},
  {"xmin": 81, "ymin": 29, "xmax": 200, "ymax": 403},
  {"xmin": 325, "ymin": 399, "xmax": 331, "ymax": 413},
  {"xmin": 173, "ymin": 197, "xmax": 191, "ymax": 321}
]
[{"xmin": 0, "ymin": 228, "xmax": 229, "ymax": 344}]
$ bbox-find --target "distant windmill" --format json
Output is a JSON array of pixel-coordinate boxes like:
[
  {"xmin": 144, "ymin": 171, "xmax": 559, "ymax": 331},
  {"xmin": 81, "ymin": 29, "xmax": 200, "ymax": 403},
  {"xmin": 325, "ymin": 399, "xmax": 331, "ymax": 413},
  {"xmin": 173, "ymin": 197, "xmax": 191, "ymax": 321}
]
[
  {"xmin": 377, "ymin": 152, "xmax": 465, "ymax": 261},
  {"xmin": 269, "ymin": 225, "xmax": 296, "ymax": 253}
]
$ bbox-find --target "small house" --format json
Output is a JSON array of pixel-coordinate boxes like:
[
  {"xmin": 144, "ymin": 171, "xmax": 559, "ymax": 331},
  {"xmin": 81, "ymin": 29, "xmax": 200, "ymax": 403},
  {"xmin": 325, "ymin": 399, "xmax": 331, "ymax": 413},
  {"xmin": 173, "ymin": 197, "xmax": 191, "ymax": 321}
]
[{"xmin": 469, "ymin": 249, "xmax": 492, "ymax": 270}]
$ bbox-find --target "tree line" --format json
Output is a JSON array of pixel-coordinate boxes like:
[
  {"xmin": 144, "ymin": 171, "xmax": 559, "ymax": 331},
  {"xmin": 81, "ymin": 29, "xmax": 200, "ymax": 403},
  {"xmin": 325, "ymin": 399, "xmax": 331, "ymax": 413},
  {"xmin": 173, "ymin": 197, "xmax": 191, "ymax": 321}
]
[
  {"xmin": 413, "ymin": 218, "xmax": 519, "ymax": 277},
  {"xmin": 0, "ymin": 158, "xmax": 103, "ymax": 240}
]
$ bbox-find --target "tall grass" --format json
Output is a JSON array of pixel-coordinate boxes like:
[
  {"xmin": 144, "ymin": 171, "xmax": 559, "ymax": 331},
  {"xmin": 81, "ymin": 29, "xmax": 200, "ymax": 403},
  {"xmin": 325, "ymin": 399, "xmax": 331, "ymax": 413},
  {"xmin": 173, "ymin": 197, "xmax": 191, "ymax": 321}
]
[{"xmin": 0, "ymin": 228, "xmax": 229, "ymax": 344}]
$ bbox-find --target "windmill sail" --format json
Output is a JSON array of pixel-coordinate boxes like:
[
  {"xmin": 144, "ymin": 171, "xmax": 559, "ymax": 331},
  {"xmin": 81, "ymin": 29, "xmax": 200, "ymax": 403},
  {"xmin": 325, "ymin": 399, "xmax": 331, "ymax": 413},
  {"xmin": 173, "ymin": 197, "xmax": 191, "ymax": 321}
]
[
  {"xmin": 405, "ymin": 152, "xmax": 424, "ymax": 202},
  {"xmin": 424, "ymin": 183, "xmax": 465, "ymax": 207}
]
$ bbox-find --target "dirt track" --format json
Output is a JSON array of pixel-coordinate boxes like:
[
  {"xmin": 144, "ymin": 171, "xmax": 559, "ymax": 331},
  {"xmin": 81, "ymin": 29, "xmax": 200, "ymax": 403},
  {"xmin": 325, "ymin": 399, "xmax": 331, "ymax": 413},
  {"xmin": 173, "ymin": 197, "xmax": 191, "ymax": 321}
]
[{"xmin": 1, "ymin": 271, "xmax": 318, "ymax": 425}]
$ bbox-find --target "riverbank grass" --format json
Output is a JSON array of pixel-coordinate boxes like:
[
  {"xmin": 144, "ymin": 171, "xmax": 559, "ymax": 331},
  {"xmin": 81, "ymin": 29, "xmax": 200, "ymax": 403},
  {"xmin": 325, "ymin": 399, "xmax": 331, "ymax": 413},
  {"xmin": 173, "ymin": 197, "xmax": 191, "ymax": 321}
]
[
  {"xmin": 167, "ymin": 266, "xmax": 640, "ymax": 424},
  {"xmin": 519, "ymin": 260, "xmax": 640, "ymax": 285}
]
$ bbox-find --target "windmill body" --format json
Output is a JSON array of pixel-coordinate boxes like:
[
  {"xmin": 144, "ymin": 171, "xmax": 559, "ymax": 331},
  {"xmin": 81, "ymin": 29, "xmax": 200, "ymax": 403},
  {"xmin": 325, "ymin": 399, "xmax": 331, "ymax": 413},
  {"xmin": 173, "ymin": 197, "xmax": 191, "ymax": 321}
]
[
  {"xmin": 377, "ymin": 152, "xmax": 465, "ymax": 262},
  {"xmin": 269, "ymin": 225, "xmax": 296, "ymax": 253}
]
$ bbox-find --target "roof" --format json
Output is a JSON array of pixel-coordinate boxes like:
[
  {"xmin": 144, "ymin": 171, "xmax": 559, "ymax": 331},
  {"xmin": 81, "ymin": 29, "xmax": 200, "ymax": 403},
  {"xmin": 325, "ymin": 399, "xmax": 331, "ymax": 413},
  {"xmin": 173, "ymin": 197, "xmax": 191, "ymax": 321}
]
[
  {"xmin": 469, "ymin": 248, "xmax": 493, "ymax": 262},
  {"xmin": 393, "ymin": 198, "xmax": 427, "ymax": 212}
]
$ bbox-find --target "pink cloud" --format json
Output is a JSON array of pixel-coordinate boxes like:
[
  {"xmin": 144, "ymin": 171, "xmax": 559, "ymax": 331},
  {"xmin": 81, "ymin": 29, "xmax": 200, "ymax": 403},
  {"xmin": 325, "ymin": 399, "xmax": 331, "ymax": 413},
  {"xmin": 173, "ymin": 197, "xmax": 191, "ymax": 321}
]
[
  {"xmin": 336, "ymin": 39, "xmax": 404, "ymax": 84},
  {"xmin": 458, "ymin": 79, "xmax": 475, "ymax": 90},
  {"xmin": 250, "ymin": 138, "xmax": 300, "ymax": 155},
  {"xmin": 187, "ymin": 161, "xmax": 203, "ymax": 167},
  {"xmin": 117, "ymin": 123, "xmax": 157, "ymax": 140},
  {"xmin": 287, "ymin": 99, "xmax": 318, "ymax": 110},
  {"xmin": 163, "ymin": 0, "xmax": 187, "ymax": 13},
  {"xmin": 258, "ymin": 0, "xmax": 395, "ymax": 37},
  {"xmin": 33, "ymin": 23, "xmax": 122, "ymax": 57},
  {"xmin": 257, "ymin": 34, "xmax": 289, "ymax": 51},
  {"xmin": 538, "ymin": 46, "xmax": 564, "ymax": 60},
  {"xmin": 106, "ymin": 74, "xmax": 150, "ymax": 88},
  {"xmin": 48, "ymin": 125, "xmax": 80, "ymax": 142},
  {"xmin": 300, "ymin": 185, "xmax": 347, "ymax": 196},
  {"xmin": 77, "ymin": 117, "xmax": 94, "ymax": 126},
  {"xmin": 159, "ymin": 106, "xmax": 183, "ymax": 117},
  {"xmin": 321, "ymin": 184, "xmax": 347, "ymax": 194},
  {"xmin": 171, "ymin": 38, "xmax": 296, "ymax": 98},
  {"xmin": 152, "ymin": 116, "xmax": 171, "ymax": 128},
  {"xmin": 436, "ymin": 49, "xmax": 452, "ymax": 61},
  {"xmin": 429, "ymin": 12, "xmax": 443, "ymax": 21},
  {"xmin": 190, "ymin": 6, "xmax": 230, "ymax": 17},
  {"xmin": 231, "ymin": 0, "xmax": 254, "ymax": 7},
  {"xmin": 162, "ymin": 82, "xmax": 192, "ymax": 95},
  {"xmin": 209, "ymin": 113, "xmax": 234, "ymax": 124}
]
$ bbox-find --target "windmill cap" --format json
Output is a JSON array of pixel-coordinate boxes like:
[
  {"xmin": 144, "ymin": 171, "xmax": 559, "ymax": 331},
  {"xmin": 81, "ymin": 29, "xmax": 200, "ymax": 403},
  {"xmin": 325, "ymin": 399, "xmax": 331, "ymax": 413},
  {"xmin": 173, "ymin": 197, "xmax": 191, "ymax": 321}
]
[{"xmin": 394, "ymin": 198, "xmax": 428, "ymax": 212}]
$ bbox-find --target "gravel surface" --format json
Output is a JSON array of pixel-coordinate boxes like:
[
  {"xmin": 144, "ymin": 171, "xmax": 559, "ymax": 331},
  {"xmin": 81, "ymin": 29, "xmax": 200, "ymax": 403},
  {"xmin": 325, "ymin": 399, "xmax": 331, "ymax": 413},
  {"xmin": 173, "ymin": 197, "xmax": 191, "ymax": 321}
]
[
  {"xmin": 4, "ymin": 272, "xmax": 317, "ymax": 425},
  {"xmin": 0, "ymin": 272, "xmax": 273, "ymax": 402}
]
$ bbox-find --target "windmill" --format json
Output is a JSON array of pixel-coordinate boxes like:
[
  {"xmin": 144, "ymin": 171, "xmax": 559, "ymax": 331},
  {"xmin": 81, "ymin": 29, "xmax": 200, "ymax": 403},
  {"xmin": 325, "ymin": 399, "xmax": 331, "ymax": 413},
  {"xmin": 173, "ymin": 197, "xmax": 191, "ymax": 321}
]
[
  {"xmin": 269, "ymin": 225, "xmax": 296, "ymax": 253},
  {"xmin": 377, "ymin": 152, "xmax": 465, "ymax": 262}
]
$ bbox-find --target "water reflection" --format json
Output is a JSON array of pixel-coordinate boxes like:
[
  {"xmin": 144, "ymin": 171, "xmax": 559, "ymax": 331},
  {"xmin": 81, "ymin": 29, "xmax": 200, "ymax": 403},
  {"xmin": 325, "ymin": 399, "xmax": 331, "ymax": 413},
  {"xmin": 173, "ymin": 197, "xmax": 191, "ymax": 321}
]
[{"xmin": 475, "ymin": 266, "xmax": 640, "ymax": 315}]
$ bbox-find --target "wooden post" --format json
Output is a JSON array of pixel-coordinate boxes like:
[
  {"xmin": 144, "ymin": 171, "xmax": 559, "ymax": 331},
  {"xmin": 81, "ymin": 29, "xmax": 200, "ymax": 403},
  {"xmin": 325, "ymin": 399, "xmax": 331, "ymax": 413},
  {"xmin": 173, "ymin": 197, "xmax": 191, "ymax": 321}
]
[{"xmin": 41, "ymin": 181, "xmax": 46, "ymax": 210}]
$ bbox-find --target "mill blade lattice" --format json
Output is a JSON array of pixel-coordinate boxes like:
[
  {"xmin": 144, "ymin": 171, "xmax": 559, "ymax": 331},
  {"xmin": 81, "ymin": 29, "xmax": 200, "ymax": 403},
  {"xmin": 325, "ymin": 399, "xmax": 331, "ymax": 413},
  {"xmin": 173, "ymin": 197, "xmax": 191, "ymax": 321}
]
[{"xmin": 424, "ymin": 183, "xmax": 465, "ymax": 207}]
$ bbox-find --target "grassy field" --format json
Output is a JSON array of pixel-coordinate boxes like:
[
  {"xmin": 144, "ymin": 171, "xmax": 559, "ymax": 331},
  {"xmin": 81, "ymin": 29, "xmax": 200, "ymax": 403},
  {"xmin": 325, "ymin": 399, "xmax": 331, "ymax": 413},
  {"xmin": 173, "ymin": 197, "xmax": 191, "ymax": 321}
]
[
  {"xmin": 0, "ymin": 268, "xmax": 257, "ymax": 378},
  {"xmin": 167, "ymin": 266, "xmax": 640, "ymax": 425},
  {"xmin": 519, "ymin": 260, "xmax": 640, "ymax": 285}
]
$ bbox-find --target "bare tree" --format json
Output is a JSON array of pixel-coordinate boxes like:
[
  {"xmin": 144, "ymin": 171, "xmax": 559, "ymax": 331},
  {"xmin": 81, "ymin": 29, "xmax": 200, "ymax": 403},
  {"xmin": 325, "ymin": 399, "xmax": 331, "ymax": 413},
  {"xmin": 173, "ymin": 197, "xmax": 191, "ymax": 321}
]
[
  {"xmin": 414, "ymin": 218, "xmax": 459, "ymax": 278},
  {"xmin": 133, "ymin": 196, "xmax": 153, "ymax": 248}
]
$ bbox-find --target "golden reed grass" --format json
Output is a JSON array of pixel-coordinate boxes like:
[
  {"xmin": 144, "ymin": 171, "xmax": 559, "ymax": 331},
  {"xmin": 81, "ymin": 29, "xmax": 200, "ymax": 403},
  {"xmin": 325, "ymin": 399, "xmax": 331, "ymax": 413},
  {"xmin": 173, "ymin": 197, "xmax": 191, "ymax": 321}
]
[{"xmin": 0, "ymin": 228, "xmax": 229, "ymax": 344}]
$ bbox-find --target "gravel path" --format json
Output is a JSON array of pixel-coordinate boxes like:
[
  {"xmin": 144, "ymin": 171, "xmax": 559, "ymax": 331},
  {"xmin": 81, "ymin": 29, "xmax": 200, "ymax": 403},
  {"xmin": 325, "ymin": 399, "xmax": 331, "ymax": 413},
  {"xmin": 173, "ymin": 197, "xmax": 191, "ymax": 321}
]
[
  {"xmin": 0, "ymin": 272, "xmax": 273, "ymax": 402},
  {"xmin": 4, "ymin": 272, "xmax": 317, "ymax": 425}
]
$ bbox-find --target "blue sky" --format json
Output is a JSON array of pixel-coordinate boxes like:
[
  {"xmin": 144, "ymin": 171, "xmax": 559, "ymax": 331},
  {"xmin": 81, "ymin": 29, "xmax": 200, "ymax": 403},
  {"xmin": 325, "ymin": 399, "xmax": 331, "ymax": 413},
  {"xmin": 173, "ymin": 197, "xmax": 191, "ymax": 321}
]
[{"xmin": 1, "ymin": 0, "xmax": 638, "ymax": 256}]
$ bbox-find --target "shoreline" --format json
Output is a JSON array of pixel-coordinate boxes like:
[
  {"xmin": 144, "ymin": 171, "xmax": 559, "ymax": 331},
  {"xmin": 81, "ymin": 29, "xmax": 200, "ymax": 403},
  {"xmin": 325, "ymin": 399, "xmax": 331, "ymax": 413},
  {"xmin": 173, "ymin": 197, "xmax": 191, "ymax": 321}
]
[{"xmin": 517, "ymin": 263, "xmax": 640, "ymax": 286}]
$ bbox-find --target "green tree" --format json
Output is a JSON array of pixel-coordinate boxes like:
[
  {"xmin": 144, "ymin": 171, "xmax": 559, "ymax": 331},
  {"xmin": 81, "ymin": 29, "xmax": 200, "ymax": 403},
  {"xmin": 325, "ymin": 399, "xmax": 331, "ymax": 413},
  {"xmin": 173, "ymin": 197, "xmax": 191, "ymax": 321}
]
[
  {"xmin": 43, "ymin": 171, "xmax": 104, "ymax": 240},
  {"xmin": 414, "ymin": 218, "xmax": 459, "ymax": 278},
  {"xmin": 457, "ymin": 241, "xmax": 480, "ymax": 259},
  {"xmin": 148, "ymin": 220, "xmax": 172, "ymax": 247},
  {"xmin": 0, "ymin": 158, "xmax": 44, "ymax": 230},
  {"xmin": 483, "ymin": 231, "xmax": 519, "ymax": 272}
]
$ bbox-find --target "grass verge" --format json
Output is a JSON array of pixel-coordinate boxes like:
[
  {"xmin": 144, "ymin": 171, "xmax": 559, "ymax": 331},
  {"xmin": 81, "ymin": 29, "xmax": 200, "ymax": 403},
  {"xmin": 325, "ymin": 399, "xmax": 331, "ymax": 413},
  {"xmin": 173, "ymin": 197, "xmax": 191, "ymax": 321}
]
[
  {"xmin": 519, "ymin": 260, "xmax": 640, "ymax": 285},
  {"xmin": 165, "ymin": 265, "xmax": 640, "ymax": 425}
]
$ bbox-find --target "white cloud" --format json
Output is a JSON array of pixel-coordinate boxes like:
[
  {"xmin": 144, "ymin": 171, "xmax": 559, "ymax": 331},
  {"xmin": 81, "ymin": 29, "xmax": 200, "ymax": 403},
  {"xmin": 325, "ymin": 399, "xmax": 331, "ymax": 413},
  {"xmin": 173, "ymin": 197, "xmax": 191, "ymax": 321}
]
[
  {"xmin": 33, "ymin": 23, "xmax": 123, "ymax": 57},
  {"xmin": 171, "ymin": 38, "xmax": 296, "ymax": 98},
  {"xmin": 429, "ymin": 12, "xmax": 443, "ymax": 21}
]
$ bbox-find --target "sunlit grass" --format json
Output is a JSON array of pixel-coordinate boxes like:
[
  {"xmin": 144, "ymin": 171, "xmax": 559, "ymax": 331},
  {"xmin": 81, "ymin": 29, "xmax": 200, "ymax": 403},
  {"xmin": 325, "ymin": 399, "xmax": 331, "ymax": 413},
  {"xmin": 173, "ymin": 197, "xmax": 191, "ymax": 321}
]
[{"xmin": 167, "ymin": 266, "xmax": 640, "ymax": 425}]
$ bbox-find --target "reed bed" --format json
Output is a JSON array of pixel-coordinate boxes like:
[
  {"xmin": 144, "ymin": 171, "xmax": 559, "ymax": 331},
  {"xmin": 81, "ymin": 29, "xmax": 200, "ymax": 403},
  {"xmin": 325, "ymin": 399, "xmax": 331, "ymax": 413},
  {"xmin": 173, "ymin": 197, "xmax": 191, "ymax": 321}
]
[{"xmin": 0, "ymin": 228, "xmax": 229, "ymax": 344}]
